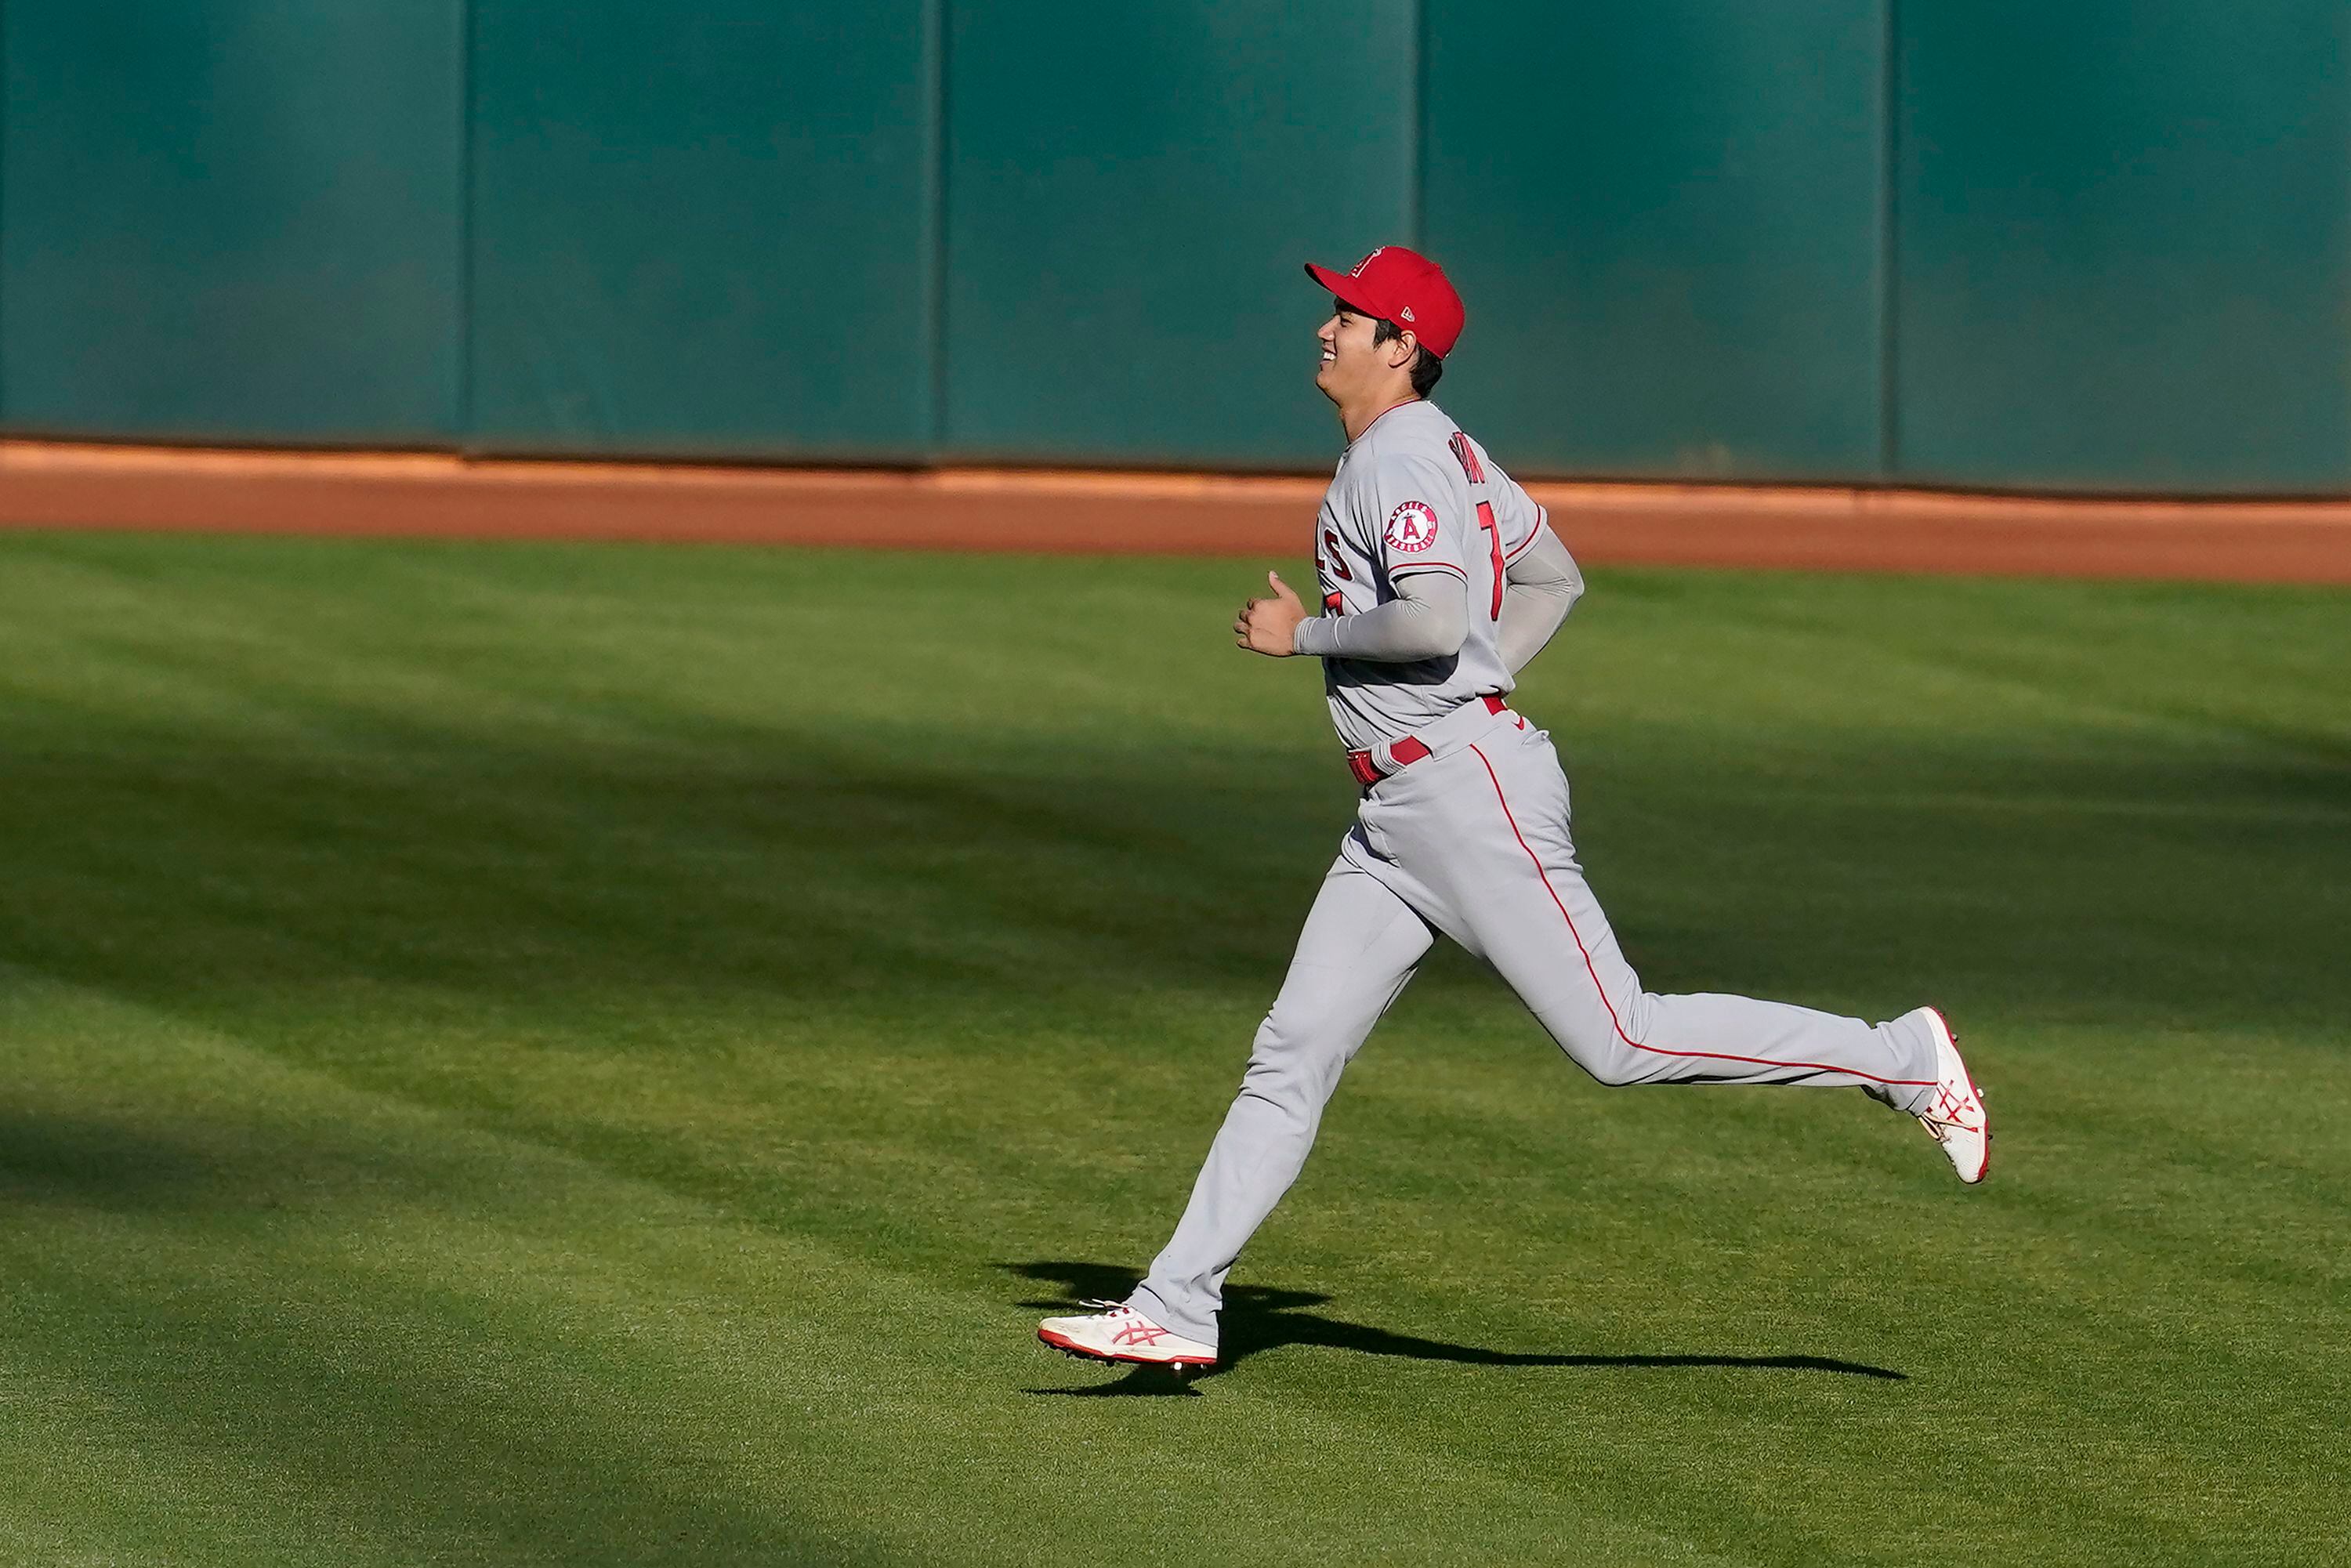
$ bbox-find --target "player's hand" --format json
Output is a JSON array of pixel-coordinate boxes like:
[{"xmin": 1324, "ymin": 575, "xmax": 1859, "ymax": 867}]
[{"xmin": 1235, "ymin": 571, "xmax": 1308, "ymax": 657}]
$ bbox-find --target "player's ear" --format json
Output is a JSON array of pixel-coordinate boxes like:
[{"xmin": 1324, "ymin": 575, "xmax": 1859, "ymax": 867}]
[{"xmin": 1388, "ymin": 330, "xmax": 1418, "ymax": 369}]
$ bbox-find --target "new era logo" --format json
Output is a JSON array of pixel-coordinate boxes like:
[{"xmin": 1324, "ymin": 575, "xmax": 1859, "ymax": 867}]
[{"xmin": 1400, "ymin": 306, "xmax": 1415, "ymax": 322}]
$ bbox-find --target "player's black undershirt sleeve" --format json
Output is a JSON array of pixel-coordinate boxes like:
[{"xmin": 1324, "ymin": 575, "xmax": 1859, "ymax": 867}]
[{"xmin": 1290, "ymin": 570, "xmax": 1469, "ymax": 661}]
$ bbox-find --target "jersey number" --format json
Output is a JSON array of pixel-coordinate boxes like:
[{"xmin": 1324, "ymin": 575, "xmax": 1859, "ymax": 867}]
[
  {"xmin": 1451, "ymin": 432, "xmax": 1505, "ymax": 620},
  {"xmin": 1476, "ymin": 501, "xmax": 1503, "ymax": 619}
]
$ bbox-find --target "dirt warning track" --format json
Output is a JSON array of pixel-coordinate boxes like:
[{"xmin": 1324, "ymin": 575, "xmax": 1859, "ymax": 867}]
[{"xmin": 3, "ymin": 440, "xmax": 2349, "ymax": 584}]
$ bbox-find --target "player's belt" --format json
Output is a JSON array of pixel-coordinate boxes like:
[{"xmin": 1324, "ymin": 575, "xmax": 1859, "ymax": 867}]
[{"xmin": 1346, "ymin": 694, "xmax": 1508, "ymax": 787}]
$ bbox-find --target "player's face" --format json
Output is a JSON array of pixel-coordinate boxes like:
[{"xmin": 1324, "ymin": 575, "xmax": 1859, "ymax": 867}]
[{"xmin": 1315, "ymin": 301, "xmax": 1386, "ymax": 404}]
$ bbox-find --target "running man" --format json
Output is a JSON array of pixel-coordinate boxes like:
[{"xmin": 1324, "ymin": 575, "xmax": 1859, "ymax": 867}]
[{"xmin": 1039, "ymin": 246, "xmax": 1988, "ymax": 1371}]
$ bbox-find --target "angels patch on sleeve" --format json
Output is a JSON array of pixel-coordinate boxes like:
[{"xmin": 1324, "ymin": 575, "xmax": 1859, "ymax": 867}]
[{"xmin": 1384, "ymin": 501, "xmax": 1441, "ymax": 554}]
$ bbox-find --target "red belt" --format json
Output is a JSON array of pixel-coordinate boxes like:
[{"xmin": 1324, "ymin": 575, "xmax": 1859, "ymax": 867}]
[{"xmin": 1346, "ymin": 695, "xmax": 1506, "ymax": 787}]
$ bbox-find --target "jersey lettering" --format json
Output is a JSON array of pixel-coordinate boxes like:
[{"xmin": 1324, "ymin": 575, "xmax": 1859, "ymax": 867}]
[
  {"xmin": 1447, "ymin": 430, "xmax": 1484, "ymax": 483},
  {"xmin": 1323, "ymin": 529, "xmax": 1353, "ymax": 580}
]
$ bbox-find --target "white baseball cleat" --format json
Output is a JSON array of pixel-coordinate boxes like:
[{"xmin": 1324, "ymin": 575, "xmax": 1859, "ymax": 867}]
[
  {"xmin": 1911, "ymin": 1006, "xmax": 1990, "ymax": 1183},
  {"xmin": 1037, "ymin": 1300, "xmax": 1217, "ymax": 1368}
]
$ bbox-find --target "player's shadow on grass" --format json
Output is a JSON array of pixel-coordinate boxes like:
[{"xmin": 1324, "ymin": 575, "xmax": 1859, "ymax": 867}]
[{"xmin": 1005, "ymin": 1260, "xmax": 1906, "ymax": 1397}]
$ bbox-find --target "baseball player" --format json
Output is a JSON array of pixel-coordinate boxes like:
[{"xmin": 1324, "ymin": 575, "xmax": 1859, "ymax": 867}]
[{"xmin": 1039, "ymin": 246, "xmax": 1989, "ymax": 1371}]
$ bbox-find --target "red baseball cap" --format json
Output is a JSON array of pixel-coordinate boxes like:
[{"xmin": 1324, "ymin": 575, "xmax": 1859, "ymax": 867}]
[{"xmin": 1303, "ymin": 245, "xmax": 1465, "ymax": 357}]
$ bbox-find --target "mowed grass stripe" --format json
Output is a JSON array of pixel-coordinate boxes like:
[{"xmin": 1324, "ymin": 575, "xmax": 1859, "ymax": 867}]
[
  {"xmin": 0, "ymin": 532, "xmax": 2345, "ymax": 1565},
  {"xmin": 2, "ymin": 970, "xmax": 1735, "ymax": 1568}
]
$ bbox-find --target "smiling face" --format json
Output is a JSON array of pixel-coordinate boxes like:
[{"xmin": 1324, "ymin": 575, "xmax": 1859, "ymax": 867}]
[
  {"xmin": 1316, "ymin": 300, "xmax": 1382, "ymax": 400},
  {"xmin": 1314, "ymin": 299, "xmax": 1415, "ymax": 417}
]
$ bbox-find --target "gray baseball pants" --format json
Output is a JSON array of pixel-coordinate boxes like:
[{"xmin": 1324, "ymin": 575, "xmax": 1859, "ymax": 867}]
[{"xmin": 1126, "ymin": 701, "xmax": 1941, "ymax": 1349}]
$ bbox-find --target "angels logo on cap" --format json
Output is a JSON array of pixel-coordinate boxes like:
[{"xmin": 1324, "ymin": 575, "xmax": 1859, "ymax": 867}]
[{"xmin": 1385, "ymin": 501, "xmax": 1440, "ymax": 554}]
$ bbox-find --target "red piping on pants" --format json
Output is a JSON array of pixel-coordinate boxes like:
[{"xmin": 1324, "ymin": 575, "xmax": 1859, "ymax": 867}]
[{"xmin": 1465, "ymin": 744, "xmax": 1934, "ymax": 1089}]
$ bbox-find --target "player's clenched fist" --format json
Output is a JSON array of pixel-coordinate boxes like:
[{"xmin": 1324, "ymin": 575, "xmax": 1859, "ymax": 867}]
[{"xmin": 1235, "ymin": 571, "xmax": 1309, "ymax": 657}]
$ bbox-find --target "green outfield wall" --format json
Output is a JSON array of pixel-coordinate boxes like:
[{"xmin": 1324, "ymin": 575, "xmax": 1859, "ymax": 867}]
[
  {"xmin": 1, "ymin": 2, "xmax": 463, "ymax": 445},
  {"xmin": 467, "ymin": 1, "xmax": 935, "ymax": 461},
  {"xmin": 1893, "ymin": 0, "xmax": 2351, "ymax": 492},
  {"xmin": 2, "ymin": 2, "xmax": 2345, "ymax": 491}
]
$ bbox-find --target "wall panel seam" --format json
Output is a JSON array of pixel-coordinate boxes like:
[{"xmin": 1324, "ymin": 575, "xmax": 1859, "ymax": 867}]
[
  {"xmin": 927, "ymin": 0, "xmax": 948, "ymax": 464},
  {"xmin": 1879, "ymin": 0, "xmax": 1900, "ymax": 482},
  {"xmin": 1, "ymin": 13, "xmax": 9, "ymax": 430},
  {"xmin": 457, "ymin": 0, "xmax": 475, "ymax": 453},
  {"xmin": 1407, "ymin": 0, "xmax": 1425, "ymax": 248}
]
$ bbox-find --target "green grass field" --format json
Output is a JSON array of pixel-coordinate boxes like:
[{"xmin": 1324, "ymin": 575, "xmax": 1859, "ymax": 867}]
[{"xmin": 1, "ymin": 531, "xmax": 2345, "ymax": 1566}]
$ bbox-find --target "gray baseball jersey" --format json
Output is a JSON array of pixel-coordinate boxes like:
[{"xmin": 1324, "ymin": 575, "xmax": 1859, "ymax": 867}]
[
  {"xmin": 1123, "ymin": 400, "xmax": 1949, "ymax": 1353},
  {"xmin": 1312, "ymin": 399, "xmax": 1548, "ymax": 751}
]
